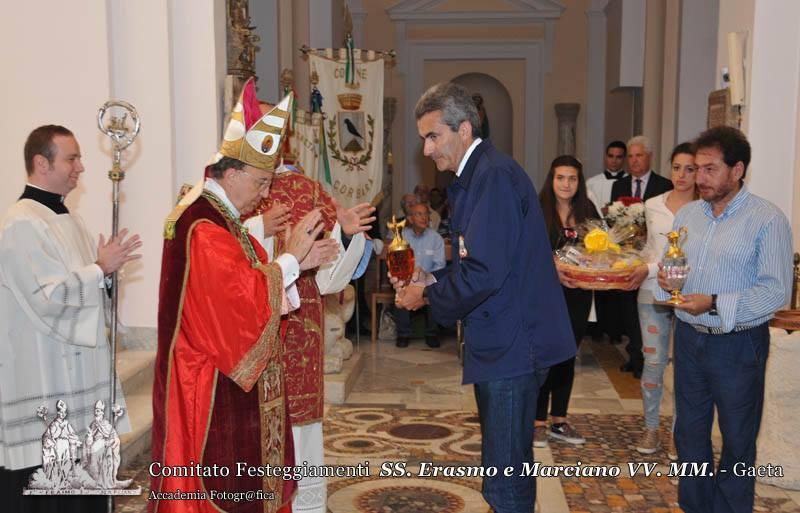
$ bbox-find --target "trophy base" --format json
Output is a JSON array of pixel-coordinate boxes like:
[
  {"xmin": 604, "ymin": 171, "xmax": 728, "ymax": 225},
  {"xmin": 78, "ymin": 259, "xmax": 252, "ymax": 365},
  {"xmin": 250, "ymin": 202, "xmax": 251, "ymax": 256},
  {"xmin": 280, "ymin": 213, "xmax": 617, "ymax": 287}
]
[{"xmin": 665, "ymin": 291, "xmax": 684, "ymax": 305}]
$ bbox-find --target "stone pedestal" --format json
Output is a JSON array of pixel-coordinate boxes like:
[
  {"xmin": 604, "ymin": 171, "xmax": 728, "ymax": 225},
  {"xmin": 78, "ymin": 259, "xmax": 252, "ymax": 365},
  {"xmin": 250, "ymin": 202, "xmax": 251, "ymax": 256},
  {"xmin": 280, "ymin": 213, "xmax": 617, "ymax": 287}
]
[
  {"xmin": 555, "ymin": 102, "xmax": 580, "ymax": 156},
  {"xmin": 756, "ymin": 328, "xmax": 800, "ymax": 489},
  {"xmin": 324, "ymin": 350, "xmax": 365, "ymax": 404}
]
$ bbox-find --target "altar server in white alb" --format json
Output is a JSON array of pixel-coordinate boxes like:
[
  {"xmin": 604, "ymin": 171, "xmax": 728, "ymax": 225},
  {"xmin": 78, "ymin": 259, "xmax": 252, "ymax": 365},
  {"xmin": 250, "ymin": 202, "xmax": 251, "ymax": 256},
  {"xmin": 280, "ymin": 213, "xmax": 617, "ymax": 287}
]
[{"xmin": 0, "ymin": 125, "xmax": 140, "ymax": 511}]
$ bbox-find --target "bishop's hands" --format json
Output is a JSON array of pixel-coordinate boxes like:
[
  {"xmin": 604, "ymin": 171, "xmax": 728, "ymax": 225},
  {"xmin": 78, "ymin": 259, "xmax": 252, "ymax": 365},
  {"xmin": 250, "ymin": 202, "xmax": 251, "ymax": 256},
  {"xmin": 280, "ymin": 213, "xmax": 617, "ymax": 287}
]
[
  {"xmin": 333, "ymin": 198, "xmax": 376, "ymax": 236},
  {"xmin": 96, "ymin": 228, "xmax": 142, "ymax": 275},
  {"xmin": 284, "ymin": 209, "xmax": 340, "ymax": 271},
  {"xmin": 261, "ymin": 202, "xmax": 291, "ymax": 237},
  {"xmin": 389, "ymin": 267, "xmax": 429, "ymax": 311}
]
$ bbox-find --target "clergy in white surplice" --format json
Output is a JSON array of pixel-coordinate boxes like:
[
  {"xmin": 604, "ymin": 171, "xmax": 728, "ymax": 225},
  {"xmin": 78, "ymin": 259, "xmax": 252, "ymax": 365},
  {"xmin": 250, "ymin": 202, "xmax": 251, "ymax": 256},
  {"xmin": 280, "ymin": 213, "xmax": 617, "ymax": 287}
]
[{"xmin": 0, "ymin": 125, "xmax": 139, "ymax": 511}]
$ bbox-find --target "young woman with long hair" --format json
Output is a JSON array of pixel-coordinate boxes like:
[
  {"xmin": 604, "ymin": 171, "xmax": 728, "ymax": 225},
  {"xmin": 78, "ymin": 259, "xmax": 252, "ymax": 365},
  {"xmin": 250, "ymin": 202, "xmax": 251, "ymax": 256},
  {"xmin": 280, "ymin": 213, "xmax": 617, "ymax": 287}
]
[{"xmin": 535, "ymin": 155, "xmax": 599, "ymax": 447}]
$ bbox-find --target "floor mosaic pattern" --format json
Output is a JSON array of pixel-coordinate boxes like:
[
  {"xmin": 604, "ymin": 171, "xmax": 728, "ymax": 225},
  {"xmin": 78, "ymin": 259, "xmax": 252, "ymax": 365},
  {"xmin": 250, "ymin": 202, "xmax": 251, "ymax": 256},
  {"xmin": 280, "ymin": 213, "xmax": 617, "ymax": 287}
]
[
  {"xmin": 114, "ymin": 338, "xmax": 800, "ymax": 512},
  {"xmin": 325, "ymin": 407, "xmax": 800, "ymax": 513}
]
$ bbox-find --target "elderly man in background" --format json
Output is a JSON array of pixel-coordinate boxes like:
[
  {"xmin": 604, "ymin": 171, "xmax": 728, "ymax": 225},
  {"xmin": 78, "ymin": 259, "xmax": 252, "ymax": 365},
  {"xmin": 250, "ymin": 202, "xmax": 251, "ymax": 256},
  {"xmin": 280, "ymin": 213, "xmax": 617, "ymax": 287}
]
[
  {"xmin": 610, "ymin": 135, "xmax": 673, "ymax": 377},
  {"xmin": 413, "ymin": 183, "xmax": 441, "ymax": 231},
  {"xmin": 392, "ymin": 202, "xmax": 445, "ymax": 348}
]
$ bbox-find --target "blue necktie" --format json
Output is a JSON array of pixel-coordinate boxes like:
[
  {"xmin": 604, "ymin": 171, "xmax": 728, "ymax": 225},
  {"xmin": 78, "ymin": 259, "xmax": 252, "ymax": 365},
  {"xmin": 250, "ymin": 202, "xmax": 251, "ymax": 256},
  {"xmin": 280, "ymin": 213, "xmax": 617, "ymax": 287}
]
[{"xmin": 634, "ymin": 178, "xmax": 642, "ymax": 199}]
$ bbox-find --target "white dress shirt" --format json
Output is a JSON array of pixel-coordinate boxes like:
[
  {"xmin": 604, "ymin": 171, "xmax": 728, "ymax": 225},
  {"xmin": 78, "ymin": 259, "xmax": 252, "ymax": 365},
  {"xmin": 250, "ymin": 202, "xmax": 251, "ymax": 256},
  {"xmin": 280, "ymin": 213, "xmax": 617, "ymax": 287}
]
[{"xmin": 629, "ymin": 170, "xmax": 653, "ymax": 198}]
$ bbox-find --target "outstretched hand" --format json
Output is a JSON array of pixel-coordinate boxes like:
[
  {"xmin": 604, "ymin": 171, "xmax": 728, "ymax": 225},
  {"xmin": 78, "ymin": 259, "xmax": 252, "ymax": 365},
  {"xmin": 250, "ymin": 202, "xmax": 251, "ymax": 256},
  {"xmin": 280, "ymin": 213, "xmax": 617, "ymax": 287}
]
[
  {"xmin": 96, "ymin": 228, "xmax": 142, "ymax": 275},
  {"xmin": 334, "ymin": 198, "xmax": 376, "ymax": 236},
  {"xmin": 299, "ymin": 238, "xmax": 340, "ymax": 271}
]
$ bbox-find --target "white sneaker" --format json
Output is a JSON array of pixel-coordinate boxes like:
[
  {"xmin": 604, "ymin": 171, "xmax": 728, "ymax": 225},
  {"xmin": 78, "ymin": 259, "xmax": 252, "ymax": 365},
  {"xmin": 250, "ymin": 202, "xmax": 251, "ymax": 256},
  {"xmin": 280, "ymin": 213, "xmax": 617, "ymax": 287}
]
[
  {"xmin": 636, "ymin": 428, "xmax": 660, "ymax": 454},
  {"xmin": 533, "ymin": 427, "xmax": 549, "ymax": 448}
]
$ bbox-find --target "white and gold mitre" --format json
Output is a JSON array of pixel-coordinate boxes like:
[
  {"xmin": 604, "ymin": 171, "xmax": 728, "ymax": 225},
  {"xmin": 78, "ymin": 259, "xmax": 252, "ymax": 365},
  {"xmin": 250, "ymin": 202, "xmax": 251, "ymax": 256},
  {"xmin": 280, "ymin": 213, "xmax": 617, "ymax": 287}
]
[
  {"xmin": 213, "ymin": 77, "xmax": 293, "ymax": 171},
  {"xmin": 163, "ymin": 79, "xmax": 293, "ymax": 239}
]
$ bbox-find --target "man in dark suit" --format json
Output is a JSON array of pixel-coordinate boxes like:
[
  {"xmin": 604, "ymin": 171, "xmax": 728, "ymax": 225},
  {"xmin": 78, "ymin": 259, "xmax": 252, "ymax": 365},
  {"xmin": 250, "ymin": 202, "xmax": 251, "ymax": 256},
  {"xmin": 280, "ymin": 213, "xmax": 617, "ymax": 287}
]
[
  {"xmin": 610, "ymin": 135, "xmax": 673, "ymax": 377},
  {"xmin": 394, "ymin": 82, "xmax": 576, "ymax": 513}
]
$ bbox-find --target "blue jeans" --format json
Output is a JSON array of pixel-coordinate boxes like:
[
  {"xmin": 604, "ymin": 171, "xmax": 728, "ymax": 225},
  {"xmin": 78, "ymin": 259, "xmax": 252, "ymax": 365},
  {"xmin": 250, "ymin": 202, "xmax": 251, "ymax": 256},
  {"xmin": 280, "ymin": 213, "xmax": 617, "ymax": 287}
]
[
  {"xmin": 474, "ymin": 368, "xmax": 550, "ymax": 513},
  {"xmin": 638, "ymin": 302, "xmax": 674, "ymax": 429},
  {"xmin": 673, "ymin": 320, "xmax": 769, "ymax": 513}
]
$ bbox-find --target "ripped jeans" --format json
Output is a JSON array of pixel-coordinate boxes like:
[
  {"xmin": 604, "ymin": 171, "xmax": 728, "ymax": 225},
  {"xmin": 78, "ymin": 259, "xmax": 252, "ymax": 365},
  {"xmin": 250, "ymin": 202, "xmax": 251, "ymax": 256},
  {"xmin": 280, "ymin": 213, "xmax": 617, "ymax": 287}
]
[{"xmin": 638, "ymin": 301, "xmax": 674, "ymax": 430}]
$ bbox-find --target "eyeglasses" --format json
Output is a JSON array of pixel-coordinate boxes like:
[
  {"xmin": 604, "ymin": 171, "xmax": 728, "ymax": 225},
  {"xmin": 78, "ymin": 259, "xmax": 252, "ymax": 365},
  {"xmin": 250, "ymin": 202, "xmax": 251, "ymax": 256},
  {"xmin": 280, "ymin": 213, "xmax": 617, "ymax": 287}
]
[{"xmin": 240, "ymin": 169, "xmax": 271, "ymax": 190}]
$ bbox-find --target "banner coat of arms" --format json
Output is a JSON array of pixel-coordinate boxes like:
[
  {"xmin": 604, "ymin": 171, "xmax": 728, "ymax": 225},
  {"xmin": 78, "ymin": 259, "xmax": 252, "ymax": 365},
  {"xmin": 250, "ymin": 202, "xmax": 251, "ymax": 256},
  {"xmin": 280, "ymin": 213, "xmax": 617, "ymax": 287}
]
[{"xmin": 309, "ymin": 49, "xmax": 384, "ymax": 208}]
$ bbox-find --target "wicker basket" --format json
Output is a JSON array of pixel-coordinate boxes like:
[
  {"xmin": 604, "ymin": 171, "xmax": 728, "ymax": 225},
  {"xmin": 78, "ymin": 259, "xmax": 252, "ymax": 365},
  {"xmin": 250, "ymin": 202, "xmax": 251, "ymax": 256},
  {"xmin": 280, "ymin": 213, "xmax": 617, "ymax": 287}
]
[
  {"xmin": 555, "ymin": 260, "xmax": 632, "ymax": 290},
  {"xmin": 337, "ymin": 93, "xmax": 362, "ymax": 110}
]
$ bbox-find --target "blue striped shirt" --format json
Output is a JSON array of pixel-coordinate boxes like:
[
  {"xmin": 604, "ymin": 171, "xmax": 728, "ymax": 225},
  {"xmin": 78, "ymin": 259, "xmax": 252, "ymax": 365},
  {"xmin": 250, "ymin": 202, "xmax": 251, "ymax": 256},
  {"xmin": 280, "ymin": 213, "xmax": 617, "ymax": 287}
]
[{"xmin": 654, "ymin": 186, "xmax": 793, "ymax": 332}]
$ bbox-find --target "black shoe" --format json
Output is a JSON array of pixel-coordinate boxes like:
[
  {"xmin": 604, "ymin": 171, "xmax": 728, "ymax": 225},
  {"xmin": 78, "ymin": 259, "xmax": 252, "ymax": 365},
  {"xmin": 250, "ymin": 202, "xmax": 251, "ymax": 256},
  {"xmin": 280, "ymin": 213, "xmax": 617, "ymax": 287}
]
[
  {"xmin": 609, "ymin": 337, "xmax": 623, "ymax": 345},
  {"xmin": 425, "ymin": 336, "xmax": 440, "ymax": 348},
  {"xmin": 396, "ymin": 337, "xmax": 409, "ymax": 348},
  {"xmin": 620, "ymin": 361, "xmax": 634, "ymax": 373},
  {"xmin": 632, "ymin": 368, "xmax": 642, "ymax": 379}
]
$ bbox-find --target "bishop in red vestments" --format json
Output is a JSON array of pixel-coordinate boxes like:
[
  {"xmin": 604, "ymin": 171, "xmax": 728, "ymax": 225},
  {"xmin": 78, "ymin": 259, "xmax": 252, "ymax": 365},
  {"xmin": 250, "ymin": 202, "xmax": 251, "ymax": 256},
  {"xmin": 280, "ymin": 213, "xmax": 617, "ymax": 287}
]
[{"xmin": 151, "ymin": 81, "xmax": 338, "ymax": 513}]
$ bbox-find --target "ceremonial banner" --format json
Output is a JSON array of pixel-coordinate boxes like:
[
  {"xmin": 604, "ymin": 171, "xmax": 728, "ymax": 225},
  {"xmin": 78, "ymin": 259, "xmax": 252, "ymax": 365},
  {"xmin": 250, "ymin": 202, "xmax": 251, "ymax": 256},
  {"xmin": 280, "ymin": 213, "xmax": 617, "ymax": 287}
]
[
  {"xmin": 290, "ymin": 110, "xmax": 323, "ymax": 182},
  {"xmin": 309, "ymin": 49, "xmax": 384, "ymax": 208}
]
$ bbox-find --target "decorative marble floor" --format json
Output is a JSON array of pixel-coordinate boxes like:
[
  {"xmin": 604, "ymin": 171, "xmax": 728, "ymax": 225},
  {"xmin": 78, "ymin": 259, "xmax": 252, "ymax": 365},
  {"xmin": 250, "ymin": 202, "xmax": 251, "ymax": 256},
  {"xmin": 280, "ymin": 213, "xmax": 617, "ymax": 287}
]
[{"xmin": 116, "ymin": 336, "xmax": 800, "ymax": 513}]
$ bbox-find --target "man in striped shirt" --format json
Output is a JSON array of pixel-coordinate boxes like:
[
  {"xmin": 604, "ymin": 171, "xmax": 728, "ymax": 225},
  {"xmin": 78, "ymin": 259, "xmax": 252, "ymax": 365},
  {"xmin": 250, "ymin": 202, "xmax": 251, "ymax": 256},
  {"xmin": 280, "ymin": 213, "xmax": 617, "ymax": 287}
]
[{"xmin": 656, "ymin": 126, "xmax": 793, "ymax": 513}]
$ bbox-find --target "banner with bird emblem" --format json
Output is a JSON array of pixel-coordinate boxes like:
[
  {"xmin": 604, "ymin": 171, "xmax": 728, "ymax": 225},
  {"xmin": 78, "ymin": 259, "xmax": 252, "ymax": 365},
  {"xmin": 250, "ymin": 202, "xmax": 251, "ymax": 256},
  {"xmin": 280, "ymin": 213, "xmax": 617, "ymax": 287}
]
[{"xmin": 309, "ymin": 48, "xmax": 384, "ymax": 208}]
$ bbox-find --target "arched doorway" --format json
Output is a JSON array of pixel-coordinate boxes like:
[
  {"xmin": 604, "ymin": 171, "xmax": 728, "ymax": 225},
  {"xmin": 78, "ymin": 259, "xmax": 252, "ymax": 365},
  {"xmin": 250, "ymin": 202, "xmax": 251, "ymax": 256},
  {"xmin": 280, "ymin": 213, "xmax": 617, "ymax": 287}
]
[
  {"xmin": 421, "ymin": 73, "xmax": 514, "ymax": 192},
  {"xmin": 452, "ymin": 72, "xmax": 513, "ymax": 156}
]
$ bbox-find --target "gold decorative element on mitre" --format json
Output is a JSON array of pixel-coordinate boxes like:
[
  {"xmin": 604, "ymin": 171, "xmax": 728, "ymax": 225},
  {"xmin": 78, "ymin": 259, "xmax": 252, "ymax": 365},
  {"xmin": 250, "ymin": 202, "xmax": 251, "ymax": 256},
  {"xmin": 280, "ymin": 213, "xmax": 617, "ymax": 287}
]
[{"xmin": 218, "ymin": 88, "xmax": 294, "ymax": 171}]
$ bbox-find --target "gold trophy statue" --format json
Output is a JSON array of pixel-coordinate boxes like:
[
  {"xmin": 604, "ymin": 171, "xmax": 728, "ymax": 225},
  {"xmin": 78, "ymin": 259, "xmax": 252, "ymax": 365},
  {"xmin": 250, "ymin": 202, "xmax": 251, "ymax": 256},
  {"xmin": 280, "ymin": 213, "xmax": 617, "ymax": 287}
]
[
  {"xmin": 386, "ymin": 216, "xmax": 415, "ymax": 301},
  {"xmin": 662, "ymin": 227, "xmax": 689, "ymax": 304}
]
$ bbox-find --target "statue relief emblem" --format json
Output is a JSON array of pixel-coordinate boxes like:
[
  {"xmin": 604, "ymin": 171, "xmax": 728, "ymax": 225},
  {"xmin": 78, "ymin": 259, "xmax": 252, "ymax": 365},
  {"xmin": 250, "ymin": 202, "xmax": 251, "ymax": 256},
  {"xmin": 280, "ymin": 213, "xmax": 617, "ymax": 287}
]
[{"xmin": 24, "ymin": 400, "xmax": 140, "ymax": 496}]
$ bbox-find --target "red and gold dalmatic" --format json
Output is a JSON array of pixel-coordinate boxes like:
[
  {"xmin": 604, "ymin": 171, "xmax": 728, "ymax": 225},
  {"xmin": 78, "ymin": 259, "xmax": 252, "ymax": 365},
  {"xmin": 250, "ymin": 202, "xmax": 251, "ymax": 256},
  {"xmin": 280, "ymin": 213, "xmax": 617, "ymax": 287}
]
[
  {"xmin": 151, "ymin": 192, "xmax": 295, "ymax": 513},
  {"xmin": 255, "ymin": 171, "xmax": 337, "ymax": 425}
]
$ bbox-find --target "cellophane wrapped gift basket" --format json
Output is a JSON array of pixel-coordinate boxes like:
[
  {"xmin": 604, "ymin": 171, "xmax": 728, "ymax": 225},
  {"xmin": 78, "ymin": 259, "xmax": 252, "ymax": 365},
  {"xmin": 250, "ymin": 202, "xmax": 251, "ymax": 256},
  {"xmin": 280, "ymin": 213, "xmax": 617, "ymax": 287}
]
[{"xmin": 554, "ymin": 197, "xmax": 647, "ymax": 290}]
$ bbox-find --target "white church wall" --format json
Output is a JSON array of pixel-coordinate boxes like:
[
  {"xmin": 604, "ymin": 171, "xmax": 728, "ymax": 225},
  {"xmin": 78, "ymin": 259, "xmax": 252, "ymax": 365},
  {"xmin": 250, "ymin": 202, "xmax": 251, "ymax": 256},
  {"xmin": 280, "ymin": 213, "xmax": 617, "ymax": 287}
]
[
  {"xmin": 743, "ymin": 0, "xmax": 800, "ymax": 238},
  {"xmin": 0, "ymin": 1, "xmax": 114, "ymax": 293},
  {"xmin": 0, "ymin": 1, "xmax": 228, "ymax": 329},
  {"xmin": 108, "ymin": 1, "xmax": 176, "ymax": 328}
]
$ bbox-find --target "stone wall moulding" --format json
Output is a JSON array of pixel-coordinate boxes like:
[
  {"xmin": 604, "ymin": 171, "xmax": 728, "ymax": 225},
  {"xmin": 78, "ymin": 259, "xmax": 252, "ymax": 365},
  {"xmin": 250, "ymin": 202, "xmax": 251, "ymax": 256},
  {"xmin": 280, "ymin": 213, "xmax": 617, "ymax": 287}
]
[
  {"xmin": 402, "ymin": 40, "xmax": 545, "ymax": 188},
  {"xmin": 387, "ymin": 0, "xmax": 565, "ymax": 73}
]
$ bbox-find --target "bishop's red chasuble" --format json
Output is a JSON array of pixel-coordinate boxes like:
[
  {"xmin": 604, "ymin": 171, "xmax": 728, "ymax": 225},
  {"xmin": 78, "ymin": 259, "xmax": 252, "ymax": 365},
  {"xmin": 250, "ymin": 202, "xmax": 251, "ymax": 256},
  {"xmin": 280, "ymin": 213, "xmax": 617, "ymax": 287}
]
[
  {"xmin": 253, "ymin": 172, "xmax": 336, "ymax": 425},
  {"xmin": 151, "ymin": 193, "xmax": 295, "ymax": 513}
]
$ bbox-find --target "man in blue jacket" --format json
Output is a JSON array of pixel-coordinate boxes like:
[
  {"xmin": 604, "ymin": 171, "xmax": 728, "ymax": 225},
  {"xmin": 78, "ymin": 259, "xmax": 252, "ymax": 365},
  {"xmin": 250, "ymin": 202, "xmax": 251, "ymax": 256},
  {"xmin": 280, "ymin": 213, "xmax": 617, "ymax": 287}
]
[{"xmin": 394, "ymin": 82, "xmax": 576, "ymax": 513}]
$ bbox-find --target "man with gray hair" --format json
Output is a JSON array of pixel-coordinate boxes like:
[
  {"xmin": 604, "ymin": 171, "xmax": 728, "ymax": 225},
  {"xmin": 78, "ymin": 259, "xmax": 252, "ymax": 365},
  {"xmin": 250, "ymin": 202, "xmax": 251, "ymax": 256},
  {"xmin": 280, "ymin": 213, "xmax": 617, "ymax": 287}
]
[
  {"xmin": 610, "ymin": 135, "xmax": 673, "ymax": 378},
  {"xmin": 399, "ymin": 192, "xmax": 419, "ymax": 216},
  {"xmin": 392, "ymin": 82, "xmax": 575, "ymax": 513}
]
